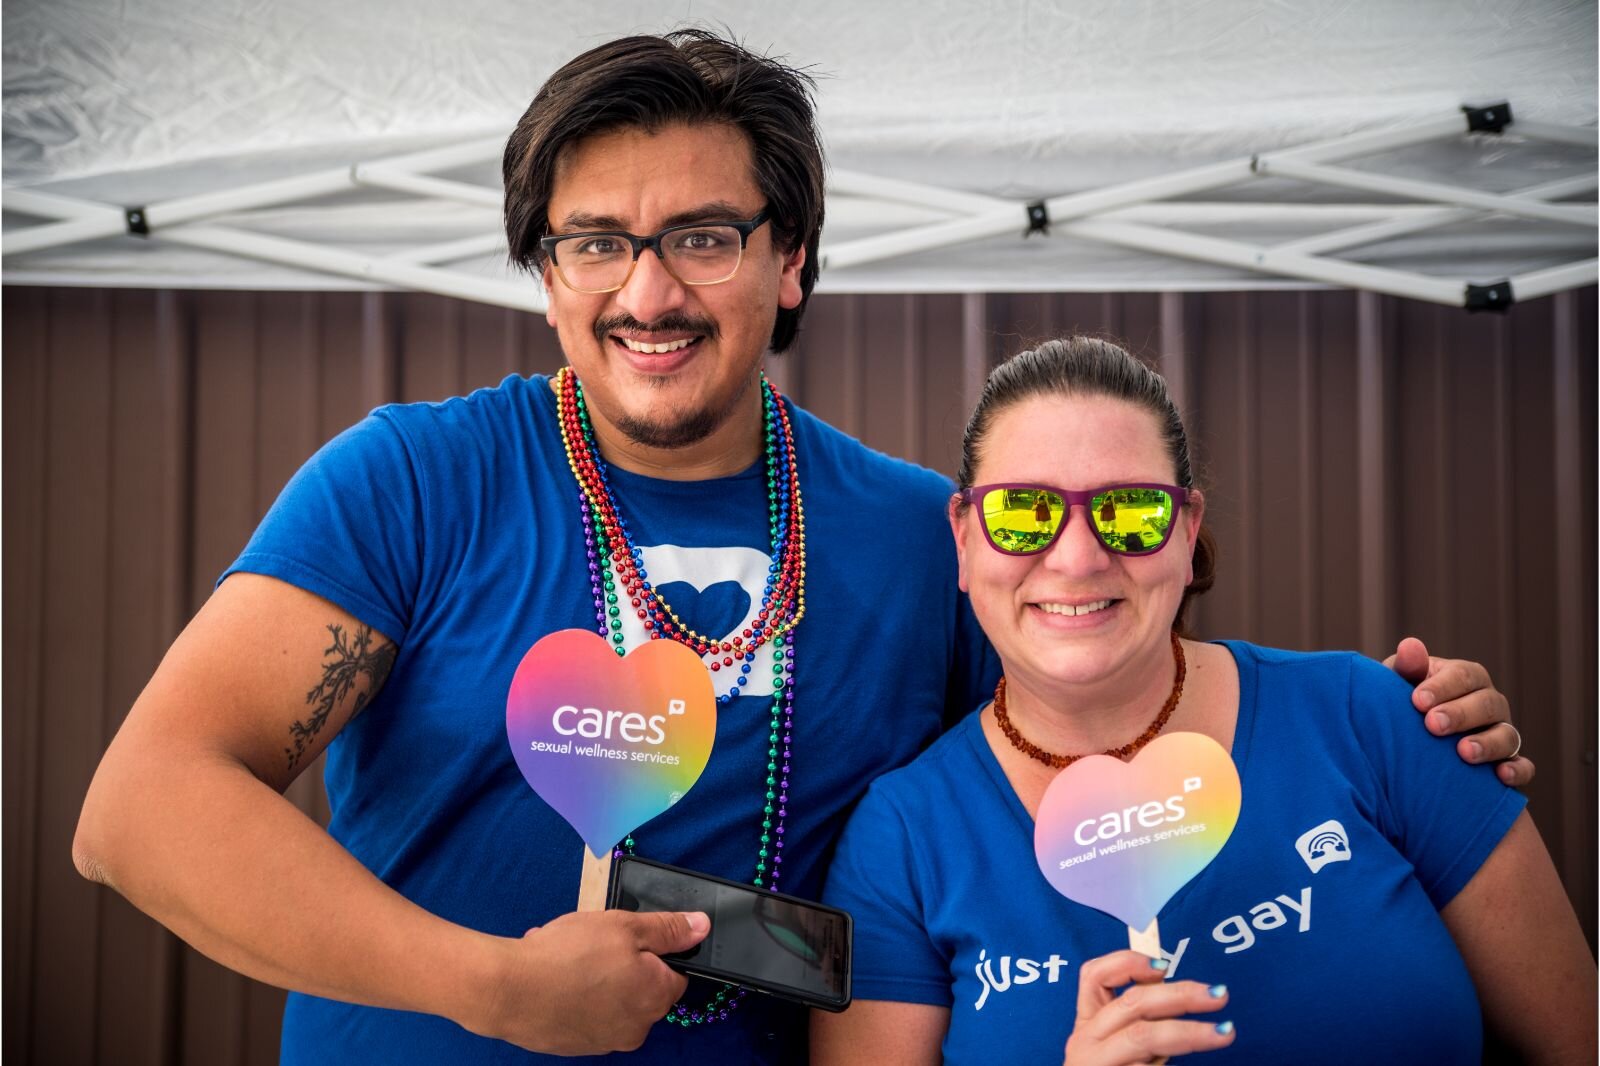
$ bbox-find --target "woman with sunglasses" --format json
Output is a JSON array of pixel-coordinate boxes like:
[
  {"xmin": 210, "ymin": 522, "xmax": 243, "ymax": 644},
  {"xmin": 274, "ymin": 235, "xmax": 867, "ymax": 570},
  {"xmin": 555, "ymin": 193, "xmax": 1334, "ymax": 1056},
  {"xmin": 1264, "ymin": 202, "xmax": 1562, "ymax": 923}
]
[{"xmin": 812, "ymin": 337, "xmax": 1594, "ymax": 1065}]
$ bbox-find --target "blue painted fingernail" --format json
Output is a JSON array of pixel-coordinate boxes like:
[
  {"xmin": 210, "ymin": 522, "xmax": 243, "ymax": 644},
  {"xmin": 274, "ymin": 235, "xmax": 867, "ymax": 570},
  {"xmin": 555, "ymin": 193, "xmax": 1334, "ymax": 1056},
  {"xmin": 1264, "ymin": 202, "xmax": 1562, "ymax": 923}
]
[
  {"xmin": 1150, "ymin": 957, "xmax": 1170, "ymax": 971},
  {"xmin": 1208, "ymin": 984, "xmax": 1227, "ymax": 998},
  {"xmin": 1216, "ymin": 1021, "xmax": 1234, "ymax": 1035}
]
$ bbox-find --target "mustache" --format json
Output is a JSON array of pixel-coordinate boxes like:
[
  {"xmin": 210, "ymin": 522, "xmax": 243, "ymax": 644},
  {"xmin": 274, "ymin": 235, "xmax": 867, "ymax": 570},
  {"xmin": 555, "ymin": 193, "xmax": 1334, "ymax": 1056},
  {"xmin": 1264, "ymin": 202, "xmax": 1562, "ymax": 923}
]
[{"xmin": 593, "ymin": 313, "xmax": 718, "ymax": 344}]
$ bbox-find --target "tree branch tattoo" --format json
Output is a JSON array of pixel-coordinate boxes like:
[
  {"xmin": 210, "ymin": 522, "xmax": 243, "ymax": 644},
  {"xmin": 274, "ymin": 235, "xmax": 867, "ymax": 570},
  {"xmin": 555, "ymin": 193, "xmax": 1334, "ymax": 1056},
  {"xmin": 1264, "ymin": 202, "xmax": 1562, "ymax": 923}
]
[{"xmin": 286, "ymin": 623, "xmax": 397, "ymax": 771}]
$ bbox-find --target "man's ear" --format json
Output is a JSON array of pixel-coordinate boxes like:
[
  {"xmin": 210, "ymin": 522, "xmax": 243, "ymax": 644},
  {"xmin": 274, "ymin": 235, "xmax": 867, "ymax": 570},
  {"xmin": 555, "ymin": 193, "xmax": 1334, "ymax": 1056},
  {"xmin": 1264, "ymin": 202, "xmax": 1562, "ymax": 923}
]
[
  {"xmin": 777, "ymin": 243, "xmax": 806, "ymax": 311},
  {"xmin": 543, "ymin": 269, "xmax": 558, "ymax": 328},
  {"xmin": 1183, "ymin": 488, "xmax": 1205, "ymax": 586},
  {"xmin": 949, "ymin": 495, "xmax": 972, "ymax": 594}
]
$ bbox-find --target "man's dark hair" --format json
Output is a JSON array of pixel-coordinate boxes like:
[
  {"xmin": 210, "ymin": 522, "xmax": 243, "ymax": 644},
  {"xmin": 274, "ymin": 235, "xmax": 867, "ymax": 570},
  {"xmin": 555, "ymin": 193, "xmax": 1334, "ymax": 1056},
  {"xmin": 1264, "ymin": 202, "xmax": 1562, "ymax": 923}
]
[{"xmin": 503, "ymin": 29, "xmax": 825, "ymax": 354}]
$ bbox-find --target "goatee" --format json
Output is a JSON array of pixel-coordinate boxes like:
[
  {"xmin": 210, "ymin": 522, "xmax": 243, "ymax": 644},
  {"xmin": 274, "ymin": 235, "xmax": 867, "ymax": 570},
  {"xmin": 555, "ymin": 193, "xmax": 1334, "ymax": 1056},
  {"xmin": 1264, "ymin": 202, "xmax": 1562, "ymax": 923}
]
[
  {"xmin": 594, "ymin": 311, "xmax": 751, "ymax": 451},
  {"xmin": 614, "ymin": 406, "xmax": 726, "ymax": 450}
]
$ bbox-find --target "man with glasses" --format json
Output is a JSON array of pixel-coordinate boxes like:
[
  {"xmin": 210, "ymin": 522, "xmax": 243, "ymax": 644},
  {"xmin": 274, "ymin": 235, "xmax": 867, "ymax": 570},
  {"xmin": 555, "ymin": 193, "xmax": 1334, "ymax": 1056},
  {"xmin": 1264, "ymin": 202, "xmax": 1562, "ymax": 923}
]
[
  {"xmin": 73, "ymin": 29, "xmax": 1530, "ymax": 1065},
  {"xmin": 542, "ymin": 208, "xmax": 773, "ymax": 295}
]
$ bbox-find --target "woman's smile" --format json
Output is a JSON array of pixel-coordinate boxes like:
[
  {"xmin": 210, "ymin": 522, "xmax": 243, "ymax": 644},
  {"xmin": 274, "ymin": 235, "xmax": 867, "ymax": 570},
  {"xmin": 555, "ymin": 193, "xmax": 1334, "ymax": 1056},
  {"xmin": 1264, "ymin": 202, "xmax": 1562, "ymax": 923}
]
[{"xmin": 1033, "ymin": 598, "xmax": 1116, "ymax": 618}]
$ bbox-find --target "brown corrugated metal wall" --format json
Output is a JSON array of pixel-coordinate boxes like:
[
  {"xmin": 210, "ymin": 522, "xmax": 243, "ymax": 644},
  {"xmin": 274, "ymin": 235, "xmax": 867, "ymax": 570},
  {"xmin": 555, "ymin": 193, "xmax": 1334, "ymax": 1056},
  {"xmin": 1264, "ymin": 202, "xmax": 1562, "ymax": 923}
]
[{"xmin": 4, "ymin": 285, "xmax": 1595, "ymax": 1064}]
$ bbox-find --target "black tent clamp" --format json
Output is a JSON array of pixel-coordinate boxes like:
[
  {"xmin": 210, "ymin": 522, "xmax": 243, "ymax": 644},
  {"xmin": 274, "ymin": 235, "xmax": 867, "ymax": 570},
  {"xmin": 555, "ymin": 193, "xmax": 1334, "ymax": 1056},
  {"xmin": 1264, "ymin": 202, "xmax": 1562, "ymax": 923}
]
[
  {"xmin": 1465, "ymin": 279, "xmax": 1515, "ymax": 312},
  {"xmin": 1462, "ymin": 102, "xmax": 1512, "ymax": 134},
  {"xmin": 1024, "ymin": 200, "xmax": 1050, "ymax": 237},
  {"xmin": 124, "ymin": 207, "xmax": 151, "ymax": 236}
]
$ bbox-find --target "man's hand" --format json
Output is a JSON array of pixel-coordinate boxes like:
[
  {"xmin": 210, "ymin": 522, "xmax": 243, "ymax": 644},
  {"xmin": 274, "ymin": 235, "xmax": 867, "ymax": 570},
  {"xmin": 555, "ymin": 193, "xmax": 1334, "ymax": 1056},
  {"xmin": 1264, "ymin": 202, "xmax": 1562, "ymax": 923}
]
[
  {"xmin": 467, "ymin": 909, "xmax": 709, "ymax": 1055},
  {"xmin": 1385, "ymin": 637, "xmax": 1533, "ymax": 787}
]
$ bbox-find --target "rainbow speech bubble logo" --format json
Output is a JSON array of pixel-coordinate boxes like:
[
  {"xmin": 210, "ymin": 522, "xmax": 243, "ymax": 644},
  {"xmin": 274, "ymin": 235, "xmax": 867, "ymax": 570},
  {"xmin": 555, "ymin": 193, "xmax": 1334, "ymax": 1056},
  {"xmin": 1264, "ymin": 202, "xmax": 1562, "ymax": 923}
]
[
  {"xmin": 1034, "ymin": 732, "xmax": 1241, "ymax": 930},
  {"xmin": 506, "ymin": 630, "xmax": 716, "ymax": 853}
]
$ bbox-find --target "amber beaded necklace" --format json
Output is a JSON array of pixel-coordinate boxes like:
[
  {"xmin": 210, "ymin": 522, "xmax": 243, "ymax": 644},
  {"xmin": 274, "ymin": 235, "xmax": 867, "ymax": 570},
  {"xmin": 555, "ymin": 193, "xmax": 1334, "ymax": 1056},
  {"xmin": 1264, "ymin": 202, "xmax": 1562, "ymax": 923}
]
[
  {"xmin": 555, "ymin": 367, "xmax": 806, "ymax": 1026},
  {"xmin": 992, "ymin": 631, "xmax": 1186, "ymax": 768}
]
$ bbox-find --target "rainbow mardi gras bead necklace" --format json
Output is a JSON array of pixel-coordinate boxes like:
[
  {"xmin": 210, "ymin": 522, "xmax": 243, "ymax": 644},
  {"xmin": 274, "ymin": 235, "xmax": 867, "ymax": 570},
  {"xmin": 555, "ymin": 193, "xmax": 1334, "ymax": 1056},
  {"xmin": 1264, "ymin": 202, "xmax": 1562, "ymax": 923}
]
[{"xmin": 556, "ymin": 366, "xmax": 806, "ymax": 1026}]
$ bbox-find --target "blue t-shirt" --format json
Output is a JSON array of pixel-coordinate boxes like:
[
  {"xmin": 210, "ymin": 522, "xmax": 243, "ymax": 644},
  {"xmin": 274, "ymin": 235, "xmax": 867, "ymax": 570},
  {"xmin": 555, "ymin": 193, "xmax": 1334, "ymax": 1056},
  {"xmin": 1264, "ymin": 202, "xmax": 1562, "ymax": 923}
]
[
  {"xmin": 223, "ymin": 374, "xmax": 998, "ymax": 1064},
  {"xmin": 823, "ymin": 642, "xmax": 1525, "ymax": 1065}
]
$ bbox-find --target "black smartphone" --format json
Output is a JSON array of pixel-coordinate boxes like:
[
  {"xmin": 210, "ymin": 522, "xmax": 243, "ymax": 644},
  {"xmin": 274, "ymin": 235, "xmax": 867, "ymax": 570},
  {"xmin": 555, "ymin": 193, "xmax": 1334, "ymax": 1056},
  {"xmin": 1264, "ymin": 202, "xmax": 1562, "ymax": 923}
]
[{"xmin": 607, "ymin": 855, "xmax": 852, "ymax": 1012}]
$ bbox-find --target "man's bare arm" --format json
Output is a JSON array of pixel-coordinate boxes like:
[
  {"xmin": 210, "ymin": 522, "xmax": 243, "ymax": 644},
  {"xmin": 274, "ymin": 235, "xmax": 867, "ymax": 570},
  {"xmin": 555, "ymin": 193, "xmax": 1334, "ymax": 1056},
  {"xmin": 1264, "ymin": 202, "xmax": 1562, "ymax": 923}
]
[{"xmin": 73, "ymin": 572, "xmax": 705, "ymax": 1054}]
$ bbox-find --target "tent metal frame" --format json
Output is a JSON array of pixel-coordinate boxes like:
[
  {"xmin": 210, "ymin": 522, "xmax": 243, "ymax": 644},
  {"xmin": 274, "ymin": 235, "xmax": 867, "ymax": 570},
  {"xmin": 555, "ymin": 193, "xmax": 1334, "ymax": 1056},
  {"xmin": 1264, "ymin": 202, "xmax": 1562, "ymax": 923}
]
[{"xmin": 4, "ymin": 103, "xmax": 1594, "ymax": 312}]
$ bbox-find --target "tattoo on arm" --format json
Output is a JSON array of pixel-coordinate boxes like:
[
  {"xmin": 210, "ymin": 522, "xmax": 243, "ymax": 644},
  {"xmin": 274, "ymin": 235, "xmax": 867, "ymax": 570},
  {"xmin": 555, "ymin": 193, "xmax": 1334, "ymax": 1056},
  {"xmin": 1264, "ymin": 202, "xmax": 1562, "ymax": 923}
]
[{"xmin": 286, "ymin": 623, "xmax": 398, "ymax": 771}]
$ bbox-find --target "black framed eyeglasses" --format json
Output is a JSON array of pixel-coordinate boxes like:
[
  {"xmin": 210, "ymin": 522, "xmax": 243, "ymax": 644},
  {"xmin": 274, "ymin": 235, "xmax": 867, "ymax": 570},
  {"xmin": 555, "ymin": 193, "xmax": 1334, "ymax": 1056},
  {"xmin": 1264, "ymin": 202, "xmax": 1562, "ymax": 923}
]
[{"xmin": 539, "ymin": 209, "xmax": 772, "ymax": 294}]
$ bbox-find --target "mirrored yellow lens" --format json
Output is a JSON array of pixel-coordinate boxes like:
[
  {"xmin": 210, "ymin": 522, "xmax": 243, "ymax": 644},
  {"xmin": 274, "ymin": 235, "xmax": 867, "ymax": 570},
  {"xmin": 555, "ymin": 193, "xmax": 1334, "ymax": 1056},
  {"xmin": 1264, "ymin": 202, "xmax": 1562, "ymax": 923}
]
[
  {"xmin": 1091, "ymin": 488, "xmax": 1174, "ymax": 553},
  {"xmin": 982, "ymin": 487, "xmax": 1065, "ymax": 553}
]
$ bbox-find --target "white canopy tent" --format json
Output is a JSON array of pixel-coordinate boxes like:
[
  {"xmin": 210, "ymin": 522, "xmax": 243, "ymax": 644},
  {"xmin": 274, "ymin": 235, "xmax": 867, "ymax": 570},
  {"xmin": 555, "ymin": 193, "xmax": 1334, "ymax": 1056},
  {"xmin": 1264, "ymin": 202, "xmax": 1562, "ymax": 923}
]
[{"xmin": 4, "ymin": 0, "xmax": 1596, "ymax": 311}]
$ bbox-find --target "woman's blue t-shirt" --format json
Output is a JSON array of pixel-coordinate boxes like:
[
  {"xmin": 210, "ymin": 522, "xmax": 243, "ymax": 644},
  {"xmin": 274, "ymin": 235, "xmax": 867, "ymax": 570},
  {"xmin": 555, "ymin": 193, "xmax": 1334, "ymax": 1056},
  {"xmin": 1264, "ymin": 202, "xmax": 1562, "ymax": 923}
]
[{"xmin": 823, "ymin": 642, "xmax": 1525, "ymax": 1064}]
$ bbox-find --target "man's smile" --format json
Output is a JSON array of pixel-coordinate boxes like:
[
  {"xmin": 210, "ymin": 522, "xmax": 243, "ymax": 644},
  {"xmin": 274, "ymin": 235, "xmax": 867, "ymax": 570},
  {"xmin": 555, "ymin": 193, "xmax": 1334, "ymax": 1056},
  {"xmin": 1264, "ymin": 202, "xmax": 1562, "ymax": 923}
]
[
  {"xmin": 617, "ymin": 336, "xmax": 695, "ymax": 354},
  {"xmin": 606, "ymin": 331, "xmax": 706, "ymax": 375}
]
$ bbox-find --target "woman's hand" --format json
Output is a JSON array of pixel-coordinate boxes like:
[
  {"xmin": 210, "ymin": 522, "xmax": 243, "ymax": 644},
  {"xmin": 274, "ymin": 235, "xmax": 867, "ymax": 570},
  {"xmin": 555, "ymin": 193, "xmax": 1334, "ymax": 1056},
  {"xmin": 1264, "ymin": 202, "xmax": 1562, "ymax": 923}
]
[{"xmin": 1062, "ymin": 951, "xmax": 1234, "ymax": 1066}]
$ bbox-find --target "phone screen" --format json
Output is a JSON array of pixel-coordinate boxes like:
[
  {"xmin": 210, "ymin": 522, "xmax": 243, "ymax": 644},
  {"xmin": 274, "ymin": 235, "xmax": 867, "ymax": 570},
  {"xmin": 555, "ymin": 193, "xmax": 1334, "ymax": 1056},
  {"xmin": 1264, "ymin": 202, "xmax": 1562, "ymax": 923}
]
[{"xmin": 609, "ymin": 857, "xmax": 851, "ymax": 1009}]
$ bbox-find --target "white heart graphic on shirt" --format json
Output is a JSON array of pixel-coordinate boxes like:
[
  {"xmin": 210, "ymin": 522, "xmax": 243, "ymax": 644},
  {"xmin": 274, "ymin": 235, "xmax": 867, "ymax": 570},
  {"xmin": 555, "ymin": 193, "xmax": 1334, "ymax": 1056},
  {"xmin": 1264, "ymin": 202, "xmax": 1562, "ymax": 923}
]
[{"xmin": 615, "ymin": 544, "xmax": 778, "ymax": 698}]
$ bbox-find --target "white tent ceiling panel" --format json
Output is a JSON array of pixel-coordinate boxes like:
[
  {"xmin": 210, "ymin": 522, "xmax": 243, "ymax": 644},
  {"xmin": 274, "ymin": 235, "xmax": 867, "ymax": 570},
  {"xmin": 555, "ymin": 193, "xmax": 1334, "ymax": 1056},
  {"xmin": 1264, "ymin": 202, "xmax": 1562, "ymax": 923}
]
[{"xmin": 4, "ymin": 0, "xmax": 1595, "ymax": 302}]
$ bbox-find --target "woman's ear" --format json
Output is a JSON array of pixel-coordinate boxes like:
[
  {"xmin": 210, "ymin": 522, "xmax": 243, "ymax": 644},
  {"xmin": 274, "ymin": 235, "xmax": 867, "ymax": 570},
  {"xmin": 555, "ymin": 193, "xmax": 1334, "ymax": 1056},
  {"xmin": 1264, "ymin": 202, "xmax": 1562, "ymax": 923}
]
[
  {"xmin": 948, "ymin": 495, "xmax": 972, "ymax": 594},
  {"xmin": 1183, "ymin": 488, "xmax": 1205, "ymax": 586}
]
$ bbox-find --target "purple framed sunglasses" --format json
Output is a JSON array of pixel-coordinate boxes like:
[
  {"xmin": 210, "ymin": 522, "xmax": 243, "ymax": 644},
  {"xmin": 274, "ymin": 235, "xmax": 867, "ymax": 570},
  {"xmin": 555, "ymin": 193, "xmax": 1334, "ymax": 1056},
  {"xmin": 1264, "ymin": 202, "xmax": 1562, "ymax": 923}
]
[{"xmin": 957, "ymin": 483, "xmax": 1189, "ymax": 556}]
